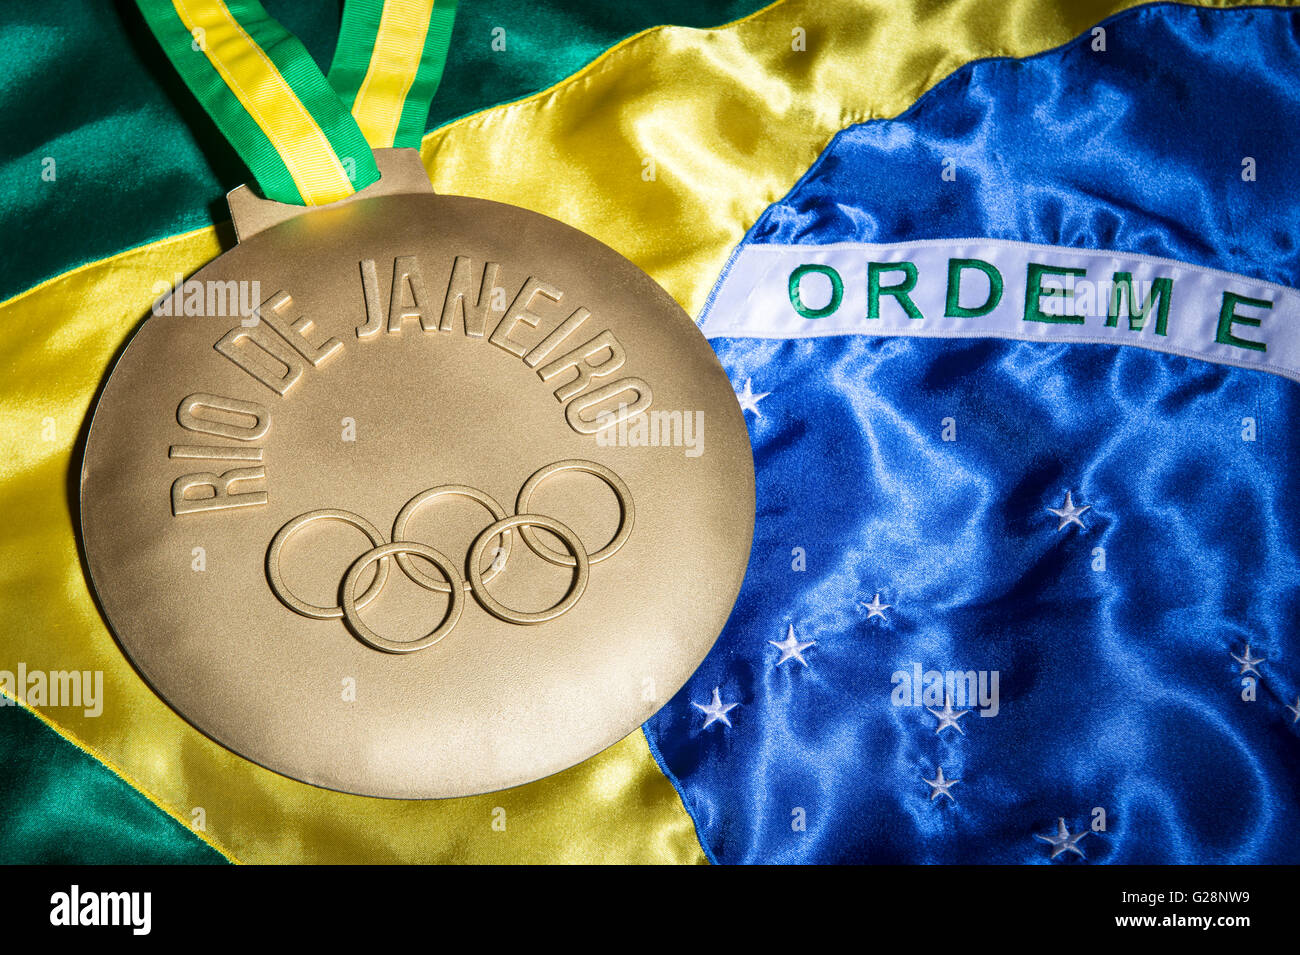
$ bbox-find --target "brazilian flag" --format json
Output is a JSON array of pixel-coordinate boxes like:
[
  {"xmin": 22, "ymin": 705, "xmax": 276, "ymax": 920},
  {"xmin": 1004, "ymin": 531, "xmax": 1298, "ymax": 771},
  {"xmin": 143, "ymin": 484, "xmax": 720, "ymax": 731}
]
[{"xmin": 1, "ymin": 0, "xmax": 1297, "ymax": 867}]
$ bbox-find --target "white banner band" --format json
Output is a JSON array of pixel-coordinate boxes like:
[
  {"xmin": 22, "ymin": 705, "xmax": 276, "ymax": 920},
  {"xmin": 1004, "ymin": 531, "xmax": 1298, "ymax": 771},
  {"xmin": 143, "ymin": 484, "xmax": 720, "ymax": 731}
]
[{"xmin": 699, "ymin": 239, "xmax": 1300, "ymax": 384}]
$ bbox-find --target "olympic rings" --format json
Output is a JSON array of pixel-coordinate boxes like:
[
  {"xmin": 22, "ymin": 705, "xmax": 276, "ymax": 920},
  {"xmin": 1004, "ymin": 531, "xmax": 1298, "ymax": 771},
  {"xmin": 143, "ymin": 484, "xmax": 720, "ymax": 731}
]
[
  {"xmin": 392, "ymin": 485, "xmax": 512, "ymax": 594},
  {"xmin": 515, "ymin": 459, "xmax": 633, "ymax": 567},
  {"xmin": 264, "ymin": 460, "xmax": 632, "ymax": 652},
  {"xmin": 468, "ymin": 515, "xmax": 589, "ymax": 625},
  {"xmin": 267, "ymin": 509, "xmax": 390, "ymax": 620},
  {"xmin": 342, "ymin": 543, "xmax": 465, "ymax": 653}
]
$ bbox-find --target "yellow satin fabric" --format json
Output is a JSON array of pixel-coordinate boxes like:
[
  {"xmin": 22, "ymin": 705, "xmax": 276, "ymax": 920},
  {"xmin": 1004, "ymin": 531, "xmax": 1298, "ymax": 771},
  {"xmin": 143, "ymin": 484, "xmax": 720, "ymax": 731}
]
[
  {"xmin": 424, "ymin": 0, "xmax": 1293, "ymax": 317},
  {"xmin": 0, "ymin": 0, "xmax": 1283, "ymax": 863}
]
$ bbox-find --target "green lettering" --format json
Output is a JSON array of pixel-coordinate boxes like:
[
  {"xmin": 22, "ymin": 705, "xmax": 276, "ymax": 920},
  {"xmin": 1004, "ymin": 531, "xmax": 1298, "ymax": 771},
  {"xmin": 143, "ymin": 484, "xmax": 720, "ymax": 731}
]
[
  {"xmin": 1215, "ymin": 292, "xmax": 1271, "ymax": 353},
  {"xmin": 945, "ymin": 258, "xmax": 1004, "ymax": 318},
  {"xmin": 868, "ymin": 262, "xmax": 922, "ymax": 320},
  {"xmin": 788, "ymin": 264, "xmax": 844, "ymax": 320},
  {"xmin": 1024, "ymin": 263, "xmax": 1088, "ymax": 324},
  {"xmin": 1106, "ymin": 273, "xmax": 1172, "ymax": 336}
]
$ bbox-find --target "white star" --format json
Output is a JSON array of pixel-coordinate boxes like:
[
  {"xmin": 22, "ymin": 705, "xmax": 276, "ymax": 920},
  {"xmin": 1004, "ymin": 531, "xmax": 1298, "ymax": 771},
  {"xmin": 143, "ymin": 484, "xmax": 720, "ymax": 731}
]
[
  {"xmin": 923, "ymin": 767, "xmax": 960, "ymax": 802},
  {"xmin": 1035, "ymin": 817, "xmax": 1090, "ymax": 860},
  {"xmin": 735, "ymin": 378, "xmax": 770, "ymax": 417},
  {"xmin": 693, "ymin": 686, "xmax": 738, "ymax": 729},
  {"xmin": 862, "ymin": 593, "xmax": 890, "ymax": 621},
  {"xmin": 769, "ymin": 625, "xmax": 815, "ymax": 667},
  {"xmin": 1286, "ymin": 697, "xmax": 1300, "ymax": 724},
  {"xmin": 926, "ymin": 693, "xmax": 970, "ymax": 736},
  {"xmin": 1231, "ymin": 644, "xmax": 1265, "ymax": 677},
  {"xmin": 1047, "ymin": 490, "xmax": 1090, "ymax": 531}
]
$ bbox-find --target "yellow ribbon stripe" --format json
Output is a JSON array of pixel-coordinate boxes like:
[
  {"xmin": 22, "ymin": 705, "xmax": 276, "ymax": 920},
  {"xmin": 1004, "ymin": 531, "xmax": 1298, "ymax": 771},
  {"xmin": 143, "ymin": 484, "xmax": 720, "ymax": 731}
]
[
  {"xmin": 5, "ymin": 0, "xmax": 1295, "ymax": 863},
  {"xmin": 173, "ymin": 0, "xmax": 357, "ymax": 204},
  {"xmin": 351, "ymin": 0, "xmax": 435, "ymax": 148}
]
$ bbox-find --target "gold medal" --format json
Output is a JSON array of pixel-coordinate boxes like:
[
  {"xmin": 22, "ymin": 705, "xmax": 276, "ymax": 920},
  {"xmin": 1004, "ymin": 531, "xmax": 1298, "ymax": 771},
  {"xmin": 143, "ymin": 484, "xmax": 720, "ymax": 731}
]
[
  {"xmin": 80, "ymin": 147, "xmax": 753, "ymax": 797},
  {"xmin": 87, "ymin": 1, "xmax": 754, "ymax": 798}
]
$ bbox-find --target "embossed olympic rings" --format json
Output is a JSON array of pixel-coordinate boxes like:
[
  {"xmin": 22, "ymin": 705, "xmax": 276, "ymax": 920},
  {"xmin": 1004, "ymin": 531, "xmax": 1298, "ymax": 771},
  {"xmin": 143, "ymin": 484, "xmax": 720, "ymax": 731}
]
[
  {"xmin": 267, "ymin": 509, "xmax": 391, "ymax": 620},
  {"xmin": 468, "ymin": 515, "xmax": 589, "ymax": 625},
  {"xmin": 392, "ymin": 484, "xmax": 512, "ymax": 594},
  {"xmin": 342, "ymin": 542, "xmax": 465, "ymax": 653},
  {"xmin": 515, "ymin": 460, "xmax": 633, "ymax": 566},
  {"xmin": 265, "ymin": 460, "xmax": 632, "ymax": 652}
]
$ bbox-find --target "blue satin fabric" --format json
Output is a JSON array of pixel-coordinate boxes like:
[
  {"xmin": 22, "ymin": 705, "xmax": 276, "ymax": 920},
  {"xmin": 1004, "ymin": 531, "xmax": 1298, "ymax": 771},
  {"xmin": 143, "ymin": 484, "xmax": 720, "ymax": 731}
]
[{"xmin": 645, "ymin": 3, "xmax": 1300, "ymax": 863}]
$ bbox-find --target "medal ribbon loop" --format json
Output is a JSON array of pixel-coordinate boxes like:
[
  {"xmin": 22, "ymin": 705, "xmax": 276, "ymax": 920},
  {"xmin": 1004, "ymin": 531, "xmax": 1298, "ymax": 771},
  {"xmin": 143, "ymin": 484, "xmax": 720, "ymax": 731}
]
[
  {"xmin": 135, "ymin": 0, "xmax": 457, "ymax": 205},
  {"xmin": 328, "ymin": 0, "xmax": 458, "ymax": 151}
]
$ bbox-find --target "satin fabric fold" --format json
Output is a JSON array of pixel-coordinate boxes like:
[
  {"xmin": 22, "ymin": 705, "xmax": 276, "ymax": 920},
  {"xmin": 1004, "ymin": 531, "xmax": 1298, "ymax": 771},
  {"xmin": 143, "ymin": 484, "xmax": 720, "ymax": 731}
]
[
  {"xmin": 0, "ymin": 0, "xmax": 772, "ymax": 302},
  {"xmin": 2, "ymin": 0, "xmax": 1293, "ymax": 863},
  {"xmin": 0, "ymin": 693, "xmax": 222, "ymax": 863},
  {"xmin": 647, "ymin": 2, "xmax": 1300, "ymax": 863}
]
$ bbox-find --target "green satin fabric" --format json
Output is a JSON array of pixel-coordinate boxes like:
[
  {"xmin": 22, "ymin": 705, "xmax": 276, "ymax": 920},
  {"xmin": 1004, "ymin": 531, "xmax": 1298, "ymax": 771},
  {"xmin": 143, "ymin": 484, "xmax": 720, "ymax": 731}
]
[
  {"xmin": 0, "ymin": 0, "xmax": 769, "ymax": 304},
  {"xmin": 425, "ymin": 0, "xmax": 768, "ymax": 128},
  {"xmin": 3, "ymin": 0, "xmax": 1283, "ymax": 864},
  {"xmin": 0, "ymin": 702, "xmax": 222, "ymax": 864},
  {"xmin": 0, "ymin": 0, "xmax": 771, "ymax": 866}
]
